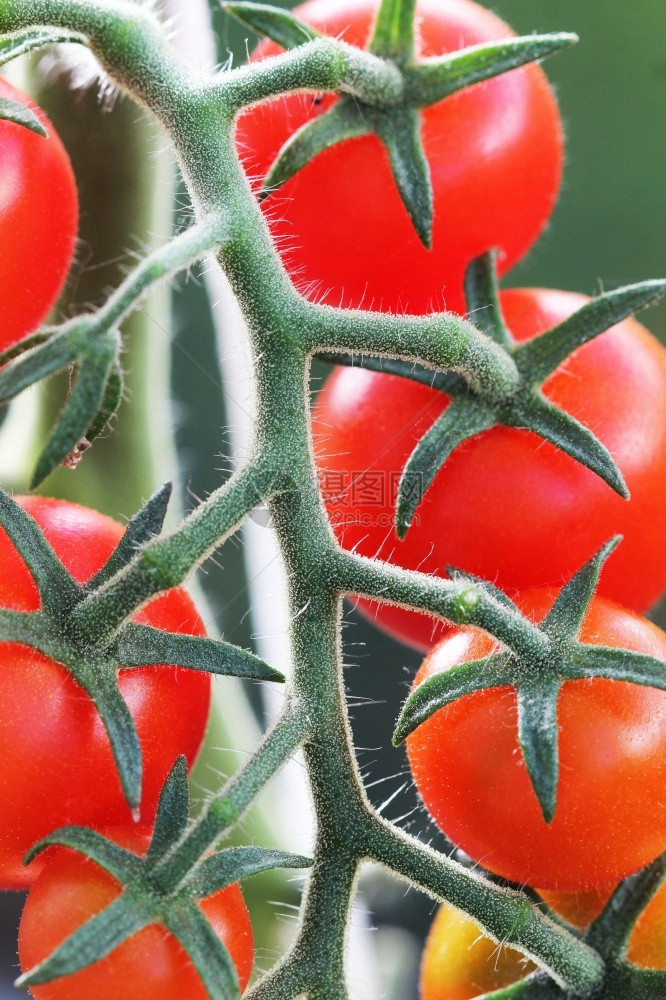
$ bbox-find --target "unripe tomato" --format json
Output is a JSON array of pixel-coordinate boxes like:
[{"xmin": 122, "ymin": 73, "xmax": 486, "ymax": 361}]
[
  {"xmin": 18, "ymin": 832, "xmax": 254, "ymax": 999},
  {"xmin": 313, "ymin": 289, "xmax": 666, "ymax": 650},
  {"xmin": 419, "ymin": 901, "xmax": 535, "ymax": 1000},
  {"xmin": 237, "ymin": 0, "xmax": 563, "ymax": 315},
  {"xmin": 406, "ymin": 589, "xmax": 666, "ymax": 889},
  {"xmin": 0, "ymin": 79, "xmax": 78, "ymax": 348},
  {"xmin": 0, "ymin": 497, "xmax": 211, "ymax": 889}
]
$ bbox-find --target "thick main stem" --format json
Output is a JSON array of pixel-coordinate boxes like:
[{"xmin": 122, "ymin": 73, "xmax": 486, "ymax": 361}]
[{"xmin": 0, "ymin": 3, "xmax": 611, "ymax": 996}]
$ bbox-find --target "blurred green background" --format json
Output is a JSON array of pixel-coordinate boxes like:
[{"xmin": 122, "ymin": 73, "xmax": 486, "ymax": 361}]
[{"xmin": 0, "ymin": 1, "xmax": 663, "ymax": 996}]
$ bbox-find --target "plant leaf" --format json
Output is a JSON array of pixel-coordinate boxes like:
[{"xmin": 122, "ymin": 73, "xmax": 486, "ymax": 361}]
[
  {"xmin": 262, "ymin": 99, "xmax": 370, "ymax": 196},
  {"xmin": 0, "ymin": 95, "xmax": 46, "ymax": 135},
  {"xmin": 114, "ymin": 624, "xmax": 284, "ymax": 682},
  {"xmin": 374, "ymin": 109, "xmax": 433, "ymax": 247},
  {"xmin": 508, "ymin": 392, "xmax": 628, "ymax": 499},
  {"xmin": 30, "ymin": 336, "xmax": 116, "ymax": 489},
  {"xmin": 146, "ymin": 756, "xmax": 190, "ymax": 866},
  {"xmin": 0, "ymin": 488, "xmax": 80, "ymax": 613},
  {"xmin": 368, "ymin": 0, "xmax": 417, "ymax": 62},
  {"xmin": 0, "ymin": 327, "xmax": 85, "ymax": 405},
  {"xmin": 24, "ymin": 826, "xmax": 143, "ymax": 883},
  {"xmin": 222, "ymin": 2, "xmax": 320, "ymax": 50},
  {"xmin": 517, "ymin": 678, "xmax": 561, "ymax": 824},
  {"xmin": 396, "ymin": 399, "xmax": 495, "ymax": 537},
  {"xmin": 185, "ymin": 847, "xmax": 312, "ymax": 897},
  {"xmin": 566, "ymin": 645, "xmax": 666, "ymax": 689},
  {"xmin": 542, "ymin": 537, "xmax": 621, "ymax": 640},
  {"xmin": 515, "ymin": 280, "xmax": 666, "ymax": 384},
  {"xmin": 85, "ymin": 670, "xmax": 143, "ymax": 813},
  {"xmin": 87, "ymin": 483, "xmax": 173, "ymax": 591},
  {"xmin": 0, "ymin": 28, "xmax": 85, "ymax": 67},
  {"xmin": 393, "ymin": 655, "xmax": 513, "ymax": 744},
  {"xmin": 586, "ymin": 852, "xmax": 665, "ymax": 960},
  {"xmin": 163, "ymin": 902, "xmax": 241, "ymax": 999},
  {"xmin": 464, "ymin": 251, "xmax": 513, "ymax": 349},
  {"xmin": 86, "ymin": 361, "xmax": 123, "ymax": 444},
  {"xmin": 407, "ymin": 33, "xmax": 578, "ymax": 107},
  {"xmin": 0, "ymin": 328, "xmax": 55, "ymax": 366},
  {"xmin": 16, "ymin": 891, "xmax": 153, "ymax": 987}
]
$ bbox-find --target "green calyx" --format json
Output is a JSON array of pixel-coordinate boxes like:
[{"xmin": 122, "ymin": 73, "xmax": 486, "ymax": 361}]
[
  {"xmin": 18, "ymin": 757, "xmax": 311, "ymax": 998},
  {"xmin": 0, "ymin": 214, "xmax": 229, "ymax": 489},
  {"xmin": 224, "ymin": 0, "xmax": 576, "ymax": 247},
  {"xmin": 393, "ymin": 537, "xmax": 666, "ymax": 824},
  {"xmin": 0, "ymin": 487, "xmax": 283, "ymax": 813},
  {"xmin": 0, "ymin": 94, "xmax": 46, "ymax": 134},
  {"xmin": 323, "ymin": 252, "xmax": 666, "ymax": 538}
]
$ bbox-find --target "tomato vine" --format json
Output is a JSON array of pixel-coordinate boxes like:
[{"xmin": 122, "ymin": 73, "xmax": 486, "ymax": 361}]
[{"xmin": 0, "ymin": 1, "xmax": 663, "ymax": 998}]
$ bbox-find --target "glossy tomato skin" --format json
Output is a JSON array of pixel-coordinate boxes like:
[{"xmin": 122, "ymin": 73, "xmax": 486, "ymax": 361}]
[
  {"xmin": 419, "ymin": 901, "xmax": 534, "ymax": 1000},
  {"xmin": 406, "ymin": 589, "xmax": 666, "ymax": 890},
  {"xmin": 313, "ymin": 288, "xmax": 666, "ymax": 650},
  {"xmin": 18, "ymin": 832, "xmax": 254, "ymax": 999},
  {"xmin": 0, "ymin": 497, "xmax": 211, "ymax": 890},
  {"xmin": 0, "ymin": 79, "xmax": 78, "ymax": 349},
  {"xmin": 236, "ymin": 0, "xmax": 563, "ymax": 316}
]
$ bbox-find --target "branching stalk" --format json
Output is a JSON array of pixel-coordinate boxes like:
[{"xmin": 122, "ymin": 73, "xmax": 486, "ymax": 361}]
[{"xmin": 0, "ymin": 1, "xmax": 651, "ymax": 997}]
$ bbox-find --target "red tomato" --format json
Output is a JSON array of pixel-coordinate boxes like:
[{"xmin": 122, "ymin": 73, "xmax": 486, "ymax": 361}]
[
  {"xmin": 236, "ymin": 0, "xmax": 563, "ymax": 315},
  {"xmin": 18, "ymin": 831, "xmax": 254, "ymax": 999},
  {"xmin": 0, "ymin": 496, "xmax": 211, "ymax": 889},
  {"xmin": 420, "ymin": 884, "xmax": 666, "ymax": 999},
  {"xmin": 0, "ymin": 79, "xmax": 78, "ymax": 349},
  {"xmin": 406, "ymin": 589, "xmax": 666, "ymax": 889},
  {"xmin": 419, "ymin": 901, "xmax": 535, "ymax": 1000},
  {"xmin": 313, "ymin": 288, "xmax": 666, "ymax": 650}
]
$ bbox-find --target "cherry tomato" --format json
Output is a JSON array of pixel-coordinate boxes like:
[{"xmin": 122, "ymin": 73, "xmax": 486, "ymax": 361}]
[
  {"xmin": 18, "ymin": 831, "xmax": 254, "ymax": 999},
  {"xmin": 420, "ymin": 885, "xmax": 666, "ymax": 999},
  {"xmin": 313, "ymin": 288, "xmax": 666, "ymax": 650},
  {"xmin": 419, "ymin": 901, "xmax": 535, "ymax": 1000},
  {"xmin": 0, "ymin": 496, "xmax": 211, "ymax": 889},
  {"xmin": 0, "ymin": 79, "xmax": 78, "ymax": 349},
  {"xmin": 236, "ymin": 0, "xmax": 563, "ymax": 315},
  {"xmin": 406, "ymin": 589, "xmax": 666, "ymax": 890}
]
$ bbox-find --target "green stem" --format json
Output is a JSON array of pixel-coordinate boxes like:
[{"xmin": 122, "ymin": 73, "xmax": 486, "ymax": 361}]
[
  {"xmin": 364, "ymin": 817, "xmax": 604, "ymax": 996},
  {"xmin": 69, "ymin": 458, "xmax": 277, "ymax": 643},
  {"xmin": 330, "ymin": 549, "xmax": 552, "ymax": 662},
  {"xmin": 0, "ymin": 3, "xmax": 613, "ymax": 996},
  {"xmin": 151, "ymin": 702, "xmax": 309, "ymax": 891}
]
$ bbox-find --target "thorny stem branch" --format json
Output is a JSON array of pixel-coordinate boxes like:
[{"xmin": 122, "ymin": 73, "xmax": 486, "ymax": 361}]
[{"xmin": 0, "ymin": 1, "xmax": 615, "ymax": 996}]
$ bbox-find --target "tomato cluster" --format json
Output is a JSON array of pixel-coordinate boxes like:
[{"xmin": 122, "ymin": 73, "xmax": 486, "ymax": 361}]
[
  {"xmin": 251, "ymin": 0, "xmax": 665, "ymax": 994},
  {"xmin": 2, "ymin": 0, "xmax": 665, "ymax": 995},
  {"xmin": 0, "ymin": 79, "xmax": 255, "ymax": 996}
]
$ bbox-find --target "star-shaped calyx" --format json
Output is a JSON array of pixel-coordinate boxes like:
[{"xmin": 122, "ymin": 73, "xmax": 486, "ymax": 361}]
[
  {"xmin": 319, "ymin": 253, "xmax": 666, "ymax": 537},
  {"xmin": 0, "ymin": 485, "xmax": 283, "ymax": 816},
  {"xmin": 17, "ymin": 757, "xmax": 311, "ymax": 998},
  {"xmin": 393, "ymin": 538, "xmax": 666, "ymax": 824},
  {"xmin": 223, "ymin": 0, "xmax": 577, "ymax": 248}
]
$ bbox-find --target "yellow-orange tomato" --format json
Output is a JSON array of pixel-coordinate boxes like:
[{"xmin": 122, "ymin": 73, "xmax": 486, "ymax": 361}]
[{"xmin": 420, "ymin": 903, "xmax": 535, "ymax": 1000}]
